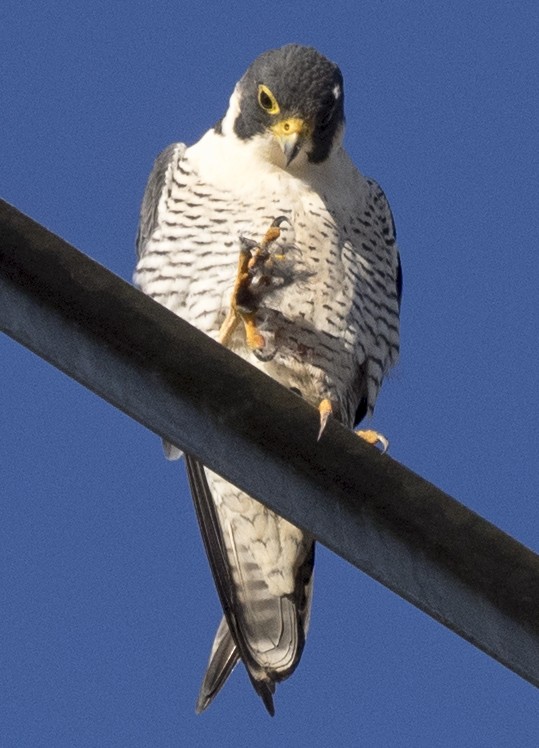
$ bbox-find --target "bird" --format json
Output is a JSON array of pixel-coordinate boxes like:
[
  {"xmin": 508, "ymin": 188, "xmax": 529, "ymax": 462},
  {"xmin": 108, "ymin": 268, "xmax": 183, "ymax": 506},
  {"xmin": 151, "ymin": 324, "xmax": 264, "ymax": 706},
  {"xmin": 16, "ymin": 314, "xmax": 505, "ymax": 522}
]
[{"xmin": 134, "ymin": 44, "xmax": 401, "ymax": 715}]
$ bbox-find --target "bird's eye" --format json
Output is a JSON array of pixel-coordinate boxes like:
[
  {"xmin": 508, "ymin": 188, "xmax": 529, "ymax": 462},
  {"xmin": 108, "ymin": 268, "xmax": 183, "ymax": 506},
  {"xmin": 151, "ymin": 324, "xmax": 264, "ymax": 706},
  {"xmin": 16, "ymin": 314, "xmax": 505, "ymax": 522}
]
[{"xmin": 257, "ymin": 84, "xmax": 280, "ymax": 115}]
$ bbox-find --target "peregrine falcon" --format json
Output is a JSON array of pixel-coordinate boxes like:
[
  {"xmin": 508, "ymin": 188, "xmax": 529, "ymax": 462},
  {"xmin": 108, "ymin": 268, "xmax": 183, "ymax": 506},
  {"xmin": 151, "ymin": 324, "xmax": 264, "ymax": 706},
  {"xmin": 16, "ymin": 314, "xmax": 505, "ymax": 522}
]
[{"xmin": 135, "ymin": 44, "xmax": 401, "ymax": 715}]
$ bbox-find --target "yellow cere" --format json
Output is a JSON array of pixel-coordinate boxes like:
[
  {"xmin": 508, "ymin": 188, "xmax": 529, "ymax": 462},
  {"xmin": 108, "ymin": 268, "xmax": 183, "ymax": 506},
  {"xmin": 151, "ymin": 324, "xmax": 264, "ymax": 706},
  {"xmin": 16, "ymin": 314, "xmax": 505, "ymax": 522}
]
[{"xmin": 270, "ymin": 118, "xmax": 311, "ymax": 137}]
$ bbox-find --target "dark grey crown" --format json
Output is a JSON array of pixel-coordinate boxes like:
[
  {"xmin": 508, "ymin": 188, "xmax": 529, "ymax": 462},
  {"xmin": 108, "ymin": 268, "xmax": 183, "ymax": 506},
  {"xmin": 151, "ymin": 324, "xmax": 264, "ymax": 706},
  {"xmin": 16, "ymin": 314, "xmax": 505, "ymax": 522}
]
[{"xmin": 231, "ymin": 45, "xmax": 345, "ymax": 163}]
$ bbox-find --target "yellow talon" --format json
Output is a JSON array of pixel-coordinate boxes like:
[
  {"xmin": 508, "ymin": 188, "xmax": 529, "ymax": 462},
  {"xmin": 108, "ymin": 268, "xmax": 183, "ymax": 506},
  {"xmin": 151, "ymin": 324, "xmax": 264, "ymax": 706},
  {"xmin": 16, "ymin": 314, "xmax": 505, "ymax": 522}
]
[
  {"xmin": 242, "ymin": 312, "xmax": 265, "ymax": 351},
  {"xmin": 317, "ymin": 398, "xmax": 333, "ymax": 440},
  {"xmin": 316, "ymin": 401, "xmax": 390, "ymax": 453},
  {"xmin": 218, "ymin": 217, "xmax": 288, "ymax": 352},
  {"xmin": 218, "ymin": 308, "xmax": 239, "ymax": 346},
  {"xmin": 262, "ymin": 225, "xmax": 282, "ymax": 244},
  {"xmin": 356, "ymin": 429, "xmax": 389, "ymax": 454}
]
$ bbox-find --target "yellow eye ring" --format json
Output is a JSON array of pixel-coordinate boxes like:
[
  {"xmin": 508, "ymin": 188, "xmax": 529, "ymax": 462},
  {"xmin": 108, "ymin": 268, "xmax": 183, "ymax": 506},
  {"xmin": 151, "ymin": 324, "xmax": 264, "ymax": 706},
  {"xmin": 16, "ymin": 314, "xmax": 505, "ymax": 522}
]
[{"xmin": 257, "ymin": 84, "xmax": 280, "ymax": 115}]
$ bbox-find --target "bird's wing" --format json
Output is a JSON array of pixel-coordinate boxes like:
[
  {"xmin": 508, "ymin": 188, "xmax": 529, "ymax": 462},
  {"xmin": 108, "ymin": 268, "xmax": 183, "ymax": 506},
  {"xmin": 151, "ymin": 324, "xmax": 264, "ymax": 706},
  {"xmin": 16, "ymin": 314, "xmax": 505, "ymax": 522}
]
[
  {"xmin": 136, "ymin": 142, "xmax": 186, "ymax": 259},
  {"xmin": 349, "ymin": 179, "xmax": 401, "ymax": 425},
  {"xmin": 195, "ymin": 616, "xmax": 239, "ymax": 714},
  {"xmin": 136, "ymin": 143, "xmax": 186, "ymax": 460}
]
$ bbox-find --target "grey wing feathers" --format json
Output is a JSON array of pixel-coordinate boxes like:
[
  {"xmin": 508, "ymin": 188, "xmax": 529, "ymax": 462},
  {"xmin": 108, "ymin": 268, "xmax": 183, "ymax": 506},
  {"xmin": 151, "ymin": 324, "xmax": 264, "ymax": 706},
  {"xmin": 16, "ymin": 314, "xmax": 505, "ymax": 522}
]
[
  {"xmin": 195, "ymin": 616, "xmax": 240, "ymax": 714},
  {"xmin": 136, "ymin": 142, "xmax": 186, "ymax": 259},
  {"xmin": 184, "ymin": 455, "xmax": 277, "ymax": 716},
  {"xmin": 367, "ymin": 178, "xmax": 401, "ymax": 294},
  {"xmin": 136, "ymin": 143, "xmax": 186, "ymax": 462},
  {"xmin": 373, "ymin": 181, "xmax": 402, "ymax": 334},
  {"xmin": 376, "ymin": 184, "xmax": 402, "ymax": 308},
  {"xmin": 350, "ymin": 178, "xmax": 401, "ymax": 420}
]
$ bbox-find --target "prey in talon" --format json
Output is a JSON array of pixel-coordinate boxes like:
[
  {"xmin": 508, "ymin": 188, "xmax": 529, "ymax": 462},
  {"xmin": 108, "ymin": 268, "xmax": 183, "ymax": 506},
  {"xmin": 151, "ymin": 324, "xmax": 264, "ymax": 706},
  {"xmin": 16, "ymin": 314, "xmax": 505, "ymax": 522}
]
[{"xmin": 218, "ymin": 216, "xmax": 289, "ymax": 356}]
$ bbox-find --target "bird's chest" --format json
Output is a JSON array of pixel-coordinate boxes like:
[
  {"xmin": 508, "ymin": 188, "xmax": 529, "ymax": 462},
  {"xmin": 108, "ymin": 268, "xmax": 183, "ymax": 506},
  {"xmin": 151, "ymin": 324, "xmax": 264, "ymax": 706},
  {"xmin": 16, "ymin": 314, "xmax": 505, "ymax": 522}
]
[
  {"xmin": 142, "ymin": 164, "xmax": 360, "ymax": 407},
  {"xmin": 168, "ymin": 174, "xmax": 348, "ymax": 327}
]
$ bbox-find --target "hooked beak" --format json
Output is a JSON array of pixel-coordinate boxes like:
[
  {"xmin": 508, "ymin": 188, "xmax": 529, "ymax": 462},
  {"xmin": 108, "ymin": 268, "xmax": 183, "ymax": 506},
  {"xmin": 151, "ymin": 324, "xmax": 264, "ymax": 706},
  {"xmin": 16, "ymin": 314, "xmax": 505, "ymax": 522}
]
[{"xmin": 270, "ymin": 118, "xmax": 311, "ymax": 165}]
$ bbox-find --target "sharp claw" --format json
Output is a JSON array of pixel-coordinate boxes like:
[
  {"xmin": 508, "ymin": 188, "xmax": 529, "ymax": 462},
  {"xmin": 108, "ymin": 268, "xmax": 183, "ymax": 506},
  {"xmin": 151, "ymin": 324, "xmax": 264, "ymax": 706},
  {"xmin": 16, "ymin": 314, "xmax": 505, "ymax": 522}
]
[
  {"xmin": 317, "ymin": 399, "xmax": 333, "ymax": 441},
  {"xmin": 356, "ymin": 429, "xmax": 390, "ymax": 454},
  {"xmin": 270, "ymin": 215, "xmax": 289, "ymax": 229},
  {"xmin": 257, "ymin": 216, "xmax": 288, "ymax": 255},
  {"xmin": 317, "ymin": 414, "xmax": 330, "ymax": 441}
]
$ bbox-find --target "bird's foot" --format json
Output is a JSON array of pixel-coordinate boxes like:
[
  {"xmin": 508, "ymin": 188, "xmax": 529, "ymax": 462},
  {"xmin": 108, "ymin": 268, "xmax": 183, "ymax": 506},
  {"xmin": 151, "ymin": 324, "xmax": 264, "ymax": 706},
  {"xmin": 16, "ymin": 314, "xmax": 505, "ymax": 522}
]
[
  {"xmin": 317, "ymin": 398, "xmax": 333, "ymax": 440},
  {"xmin": 317, "ymin": 398, "xmax": 389, "ymax": 453},
  {"xmin": 218, "ymin": 217, "xmax": 288, "ymax": 354},
  {"xmin": 355, "ymin": 429, "xmax": 389, "ymax": 454}
]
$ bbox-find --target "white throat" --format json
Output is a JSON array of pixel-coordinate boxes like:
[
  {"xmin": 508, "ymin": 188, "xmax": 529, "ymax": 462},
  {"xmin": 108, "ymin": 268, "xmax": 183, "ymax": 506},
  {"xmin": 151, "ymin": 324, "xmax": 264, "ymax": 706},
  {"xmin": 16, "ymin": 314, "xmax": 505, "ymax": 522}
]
[{"xmin": 185, "ymin": 86, "xmax": 344, "ymax": 196}]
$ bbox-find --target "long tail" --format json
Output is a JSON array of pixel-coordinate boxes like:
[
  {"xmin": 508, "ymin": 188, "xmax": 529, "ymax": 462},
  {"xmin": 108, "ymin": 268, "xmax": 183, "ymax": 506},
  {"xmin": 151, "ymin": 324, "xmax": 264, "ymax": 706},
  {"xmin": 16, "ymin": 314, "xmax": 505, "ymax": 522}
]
[
  {"xmin": 195, "ymin": 616, "xmax": 240, "ymax": 714},
  {"xmin": 185, "ymin": 454, "xmax": 313, "ymax": 716}
]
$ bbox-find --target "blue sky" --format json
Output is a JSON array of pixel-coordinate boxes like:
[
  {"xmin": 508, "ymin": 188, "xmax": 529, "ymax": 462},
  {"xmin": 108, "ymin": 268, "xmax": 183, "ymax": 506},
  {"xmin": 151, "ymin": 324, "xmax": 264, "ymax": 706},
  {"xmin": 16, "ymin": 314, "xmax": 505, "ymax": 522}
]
[{"xmin": 1, "ymin": 1, "xmax": 538, "ymax": 745}]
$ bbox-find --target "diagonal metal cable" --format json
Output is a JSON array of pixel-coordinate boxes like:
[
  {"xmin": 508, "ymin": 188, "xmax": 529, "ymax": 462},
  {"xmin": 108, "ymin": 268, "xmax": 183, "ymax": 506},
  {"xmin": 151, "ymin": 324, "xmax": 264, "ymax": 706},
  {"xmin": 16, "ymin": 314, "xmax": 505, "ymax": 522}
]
[{"xmin": 1, "ymin": 198, "xmax": 538, "ymax": 688}]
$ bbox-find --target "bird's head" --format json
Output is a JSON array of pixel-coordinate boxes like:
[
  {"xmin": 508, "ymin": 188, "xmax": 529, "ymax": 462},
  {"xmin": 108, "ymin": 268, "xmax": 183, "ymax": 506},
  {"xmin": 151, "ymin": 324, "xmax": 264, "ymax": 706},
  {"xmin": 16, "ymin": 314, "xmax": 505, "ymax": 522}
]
[{"xmin": 225, "ymin": 45, "xmax": 345, "ymax": 169}]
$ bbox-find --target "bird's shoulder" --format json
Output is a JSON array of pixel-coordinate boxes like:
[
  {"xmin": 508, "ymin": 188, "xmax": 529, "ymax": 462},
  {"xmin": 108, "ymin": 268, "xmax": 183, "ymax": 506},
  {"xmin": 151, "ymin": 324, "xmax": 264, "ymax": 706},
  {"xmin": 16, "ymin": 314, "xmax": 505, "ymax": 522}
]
[
  {"xmin": 330, "ymin": 151, "xmax": 399, "ymax": 269},
  {"xmin": 136, "ymin": 142, "xmax": 187, "ymax": 258}
]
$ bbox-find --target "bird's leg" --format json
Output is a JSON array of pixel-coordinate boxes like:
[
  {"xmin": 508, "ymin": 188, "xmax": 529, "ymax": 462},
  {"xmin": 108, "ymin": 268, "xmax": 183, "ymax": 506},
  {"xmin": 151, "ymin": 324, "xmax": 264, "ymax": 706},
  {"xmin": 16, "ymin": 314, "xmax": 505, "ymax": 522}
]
[
  {"xmin": 218, "ymin": 239, "xmax": 257, "ymax": 347},
  {"xmin": 317, "ymin": 398, "xmax": 389, "ymax": 453},
  {"xmin": 218, "ymin": 217, "xmax": 288, "ymax": 352},
  {"xmin": 317, "ymin": 398, "xmax": 333, "ymax": 440}
]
